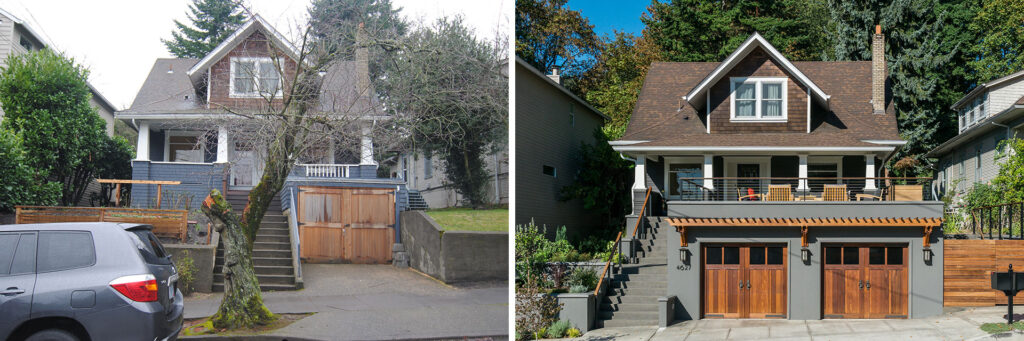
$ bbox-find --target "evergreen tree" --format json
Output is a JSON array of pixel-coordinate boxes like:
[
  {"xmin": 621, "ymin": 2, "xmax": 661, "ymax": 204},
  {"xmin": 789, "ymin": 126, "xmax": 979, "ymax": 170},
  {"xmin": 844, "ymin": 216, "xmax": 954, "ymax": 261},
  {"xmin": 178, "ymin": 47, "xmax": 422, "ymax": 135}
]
[
  {"xmin": 308, "ymin": 0, "xmax": 407, "ymax": 99},
  {"xmin": 824, "ymin": 0, "xmax": 978, "ymax": 175},
  {"xmin": 969, "ymin": 0, "xmax": 1024, "ymax": 83},
  {"xmin": 643, "ymin": 0, "xmax": 829, "ymax": 62},
  {"xmin": 162, "ymin": 0, "xmax": 248, "ymax": 59}
]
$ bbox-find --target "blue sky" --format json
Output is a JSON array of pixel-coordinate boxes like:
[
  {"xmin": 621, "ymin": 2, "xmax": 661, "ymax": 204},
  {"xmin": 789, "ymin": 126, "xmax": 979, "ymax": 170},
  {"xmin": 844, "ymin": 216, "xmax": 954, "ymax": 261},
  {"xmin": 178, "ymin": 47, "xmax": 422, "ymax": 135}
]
[{"xmin": 566, "ymin": 0, "xmax": 650, "ymax": 38}]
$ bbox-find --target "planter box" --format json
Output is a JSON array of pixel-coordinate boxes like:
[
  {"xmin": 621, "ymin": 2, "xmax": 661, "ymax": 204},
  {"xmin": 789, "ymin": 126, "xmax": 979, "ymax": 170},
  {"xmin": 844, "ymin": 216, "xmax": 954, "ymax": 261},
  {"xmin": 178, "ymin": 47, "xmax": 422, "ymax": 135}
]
[
  {"xmin": 555, "ymin": 293, "xmax": 595, "ymax": 333},
  {"xmin": 164, "ymin": 231, "xmax": 219, "ymax": 293}
]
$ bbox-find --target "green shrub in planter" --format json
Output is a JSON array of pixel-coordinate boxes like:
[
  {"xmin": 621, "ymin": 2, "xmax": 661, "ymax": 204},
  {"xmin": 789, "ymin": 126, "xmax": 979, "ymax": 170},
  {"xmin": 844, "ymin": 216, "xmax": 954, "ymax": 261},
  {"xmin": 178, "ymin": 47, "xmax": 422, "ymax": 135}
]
[
  {"xmin": 568, "ymin": 285, "xmax": 588, "ymax": 293},
  {"xmin": 566, "ymin": 327, "xmax": 581, "ymax": 338},
  {"xmin": 175, "ymin": 250, "xmax": 197, "ymax": 295},
  {"xmin": 565, "ymin": 267, "xmax": 598, "ymax": 291},
  {"xmin": 547, "ymin": 320, "xmax": 572, "ymax": 338}
]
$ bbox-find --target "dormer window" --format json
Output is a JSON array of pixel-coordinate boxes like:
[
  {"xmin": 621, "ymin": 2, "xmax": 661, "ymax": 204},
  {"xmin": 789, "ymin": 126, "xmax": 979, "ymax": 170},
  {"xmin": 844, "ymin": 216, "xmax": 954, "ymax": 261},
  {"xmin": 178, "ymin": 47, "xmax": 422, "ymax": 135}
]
[
  {"xmin": 730, "ymin": 77, "xmax": 787, "ymax": 122},
  {"xmin": 229, "ymin": 57, "xmax": 282, "ymax": 98}
]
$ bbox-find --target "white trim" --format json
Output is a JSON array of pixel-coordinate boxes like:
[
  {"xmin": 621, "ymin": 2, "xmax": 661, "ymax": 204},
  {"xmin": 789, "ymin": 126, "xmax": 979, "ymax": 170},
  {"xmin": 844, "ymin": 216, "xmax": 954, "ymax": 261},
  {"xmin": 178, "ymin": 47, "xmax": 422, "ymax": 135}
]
[
  {"xmin": 164, "ymin": 130, "xmax": 207, "ymax": 163},
  {"xmin": 150, "ymin": 161, "xmax": 214, "ymax": 166},
  {"xmin": 228, "ymin": 57, "xmax": 284, "ymax": 98},
  {"xmin": 608, "ymin": 140, "xmax": 651, "ymax": 146},
  {"xmin": 135, "ymin": 122, "xmax": 150, "ymax": 161},
  {"xmin": 806, "ymin": 88, "xmax": 811, "ymax": 133},
  {"xmin": 706, "ymin": 92, "xmax": 711, "ymax": 134},
  {"xmin": 187, "ymin": 14, "xmax": 302, "ymax": 84},
  {"xmin": 685, "ymin": 32, "xmax": 829, "ymax": 109},
  {"xmin": 662, "ymin": 156, "xmax": 705, "ymax": 199},
  {"xmin": 806, "ymin": 156, "xmax": 843, "ymax": 185},
  {"xmin": 613, "ymin": 146, "xmax": 897, "ymax": 152},
  {"xmin": 729, "ymin": 77, "xmax": 788, "ymax": 122}
]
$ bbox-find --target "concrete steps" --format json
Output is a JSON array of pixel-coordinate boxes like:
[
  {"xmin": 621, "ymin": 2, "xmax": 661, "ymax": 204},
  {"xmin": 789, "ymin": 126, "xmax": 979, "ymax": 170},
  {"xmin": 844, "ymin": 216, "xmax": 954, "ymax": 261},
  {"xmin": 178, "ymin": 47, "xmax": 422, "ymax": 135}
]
[
  {"xmin": 212, "ymin": 191, "xmax": 298, "ymax": 292},
  {"xmin": 596, "ymin": 218, "xmax": 667, "ymax": 328}
]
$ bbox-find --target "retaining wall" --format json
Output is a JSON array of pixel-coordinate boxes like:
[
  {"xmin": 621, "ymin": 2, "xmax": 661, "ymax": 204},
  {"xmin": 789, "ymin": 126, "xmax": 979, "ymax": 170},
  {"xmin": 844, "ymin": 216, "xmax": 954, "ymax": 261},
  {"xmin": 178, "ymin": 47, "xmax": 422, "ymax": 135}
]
[
  {"xmin": 164, "ymin": 231, "xmax": 219, "ymax": 293},
  {"xmin": 400, "ymin": 210, "xmax": 507, "ymax": 283}
]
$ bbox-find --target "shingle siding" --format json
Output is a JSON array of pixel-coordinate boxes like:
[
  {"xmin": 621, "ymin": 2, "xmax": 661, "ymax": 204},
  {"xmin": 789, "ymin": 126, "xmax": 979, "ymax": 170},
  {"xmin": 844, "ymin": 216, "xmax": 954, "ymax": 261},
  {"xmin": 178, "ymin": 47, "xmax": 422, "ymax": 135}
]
[{"xmin": 515, "ymin": 62, "xmax": 605, "ymax": 239}]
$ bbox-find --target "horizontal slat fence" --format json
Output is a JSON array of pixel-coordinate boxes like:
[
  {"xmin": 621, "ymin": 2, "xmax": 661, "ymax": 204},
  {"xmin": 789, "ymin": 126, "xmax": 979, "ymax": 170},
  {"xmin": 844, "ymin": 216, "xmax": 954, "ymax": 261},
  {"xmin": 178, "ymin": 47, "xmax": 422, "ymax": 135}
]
[
  {"xmin": 944, "ymin": 239, "xmax": 1024, "ymax": 306},
  {"xmin": 15, "ymin": 206, "xmax": 189, "ymax": 242}
]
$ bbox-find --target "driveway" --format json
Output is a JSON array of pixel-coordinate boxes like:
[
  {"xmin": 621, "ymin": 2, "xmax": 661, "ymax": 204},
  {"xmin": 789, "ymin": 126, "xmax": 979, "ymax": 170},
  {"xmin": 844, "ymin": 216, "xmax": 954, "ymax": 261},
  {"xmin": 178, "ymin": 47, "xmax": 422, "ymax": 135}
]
[
  {"xmin": 567, "ymin": 307, "xmax": 1024, "ymax": 341},
  {"xmin": 184, "ymin": 264, "xmax": 508, "ymax": 340}
]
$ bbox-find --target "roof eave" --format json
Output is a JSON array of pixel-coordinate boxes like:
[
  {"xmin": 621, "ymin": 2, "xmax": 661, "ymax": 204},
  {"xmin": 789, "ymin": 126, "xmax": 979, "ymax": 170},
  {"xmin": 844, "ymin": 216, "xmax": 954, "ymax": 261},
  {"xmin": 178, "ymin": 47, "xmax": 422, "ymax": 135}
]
[{"xmin": 186, "ymin": 14, "xmax": 305, "ymax": 84}]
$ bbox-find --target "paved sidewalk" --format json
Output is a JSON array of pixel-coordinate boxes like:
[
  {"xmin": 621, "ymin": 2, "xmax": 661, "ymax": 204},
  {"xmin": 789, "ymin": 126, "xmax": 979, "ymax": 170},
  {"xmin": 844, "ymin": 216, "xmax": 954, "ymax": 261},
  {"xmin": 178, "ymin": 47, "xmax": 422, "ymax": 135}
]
[
  {"xmin": 184, "ymin": 264, "xmax": 508, "ymax": 340},
  {"xmin": 567, "ymin": 307, "xmax": 1024, "ymax": 341}
]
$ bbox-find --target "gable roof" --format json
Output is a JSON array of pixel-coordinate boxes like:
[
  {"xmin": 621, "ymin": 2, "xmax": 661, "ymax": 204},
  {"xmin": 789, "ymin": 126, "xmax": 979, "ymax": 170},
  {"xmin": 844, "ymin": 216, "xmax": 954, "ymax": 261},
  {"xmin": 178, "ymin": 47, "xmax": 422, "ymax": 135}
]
[
  {"xmin": 515, "ymin": 56, "xmax": 609, "ymax": 120},
  {"xmin": 684, "ymin": 32, "xmax": 830, "ymax": 110},
  {"xmin": 186, "ymin": 14, "xmax": 301, "ymax": 85},
  {"xmin": 951, "ymin": 70, "xmax": 1024, "ymax": 109},
  {"xmin": 615, "ymin": 61, "xmax": 900, "ymax": 150}
]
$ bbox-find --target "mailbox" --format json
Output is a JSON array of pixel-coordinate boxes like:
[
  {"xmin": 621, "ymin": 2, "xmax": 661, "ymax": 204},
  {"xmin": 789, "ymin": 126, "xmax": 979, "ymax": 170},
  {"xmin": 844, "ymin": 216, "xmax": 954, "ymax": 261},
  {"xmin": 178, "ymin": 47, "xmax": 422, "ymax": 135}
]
[
  {"xmin": 991, "ymin": 272, "xmax": 1024, "ymax": 294},
  {"xmin": 992, "ymin": 264, "xmax": 1024, "ymax": 324}
]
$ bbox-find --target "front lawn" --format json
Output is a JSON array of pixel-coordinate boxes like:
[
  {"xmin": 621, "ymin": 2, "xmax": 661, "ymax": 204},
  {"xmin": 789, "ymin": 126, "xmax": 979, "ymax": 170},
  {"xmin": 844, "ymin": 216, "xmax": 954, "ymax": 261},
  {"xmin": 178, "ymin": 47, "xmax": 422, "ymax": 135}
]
[{"xmin": 425, "ymin": 208, "xmax": 508, "ymax": 232}]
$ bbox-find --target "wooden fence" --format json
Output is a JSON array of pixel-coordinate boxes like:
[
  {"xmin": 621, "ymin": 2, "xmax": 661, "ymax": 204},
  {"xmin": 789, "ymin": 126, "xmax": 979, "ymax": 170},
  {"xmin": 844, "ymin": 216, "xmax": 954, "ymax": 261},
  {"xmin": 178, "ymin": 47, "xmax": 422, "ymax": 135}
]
[
  {"xmin": 15, "ymin": 206, "xmax": 189, "ymax": 242},
  {"xmin": 944, "ymin": 239, "xmax": 1024, "ymax": 306}
]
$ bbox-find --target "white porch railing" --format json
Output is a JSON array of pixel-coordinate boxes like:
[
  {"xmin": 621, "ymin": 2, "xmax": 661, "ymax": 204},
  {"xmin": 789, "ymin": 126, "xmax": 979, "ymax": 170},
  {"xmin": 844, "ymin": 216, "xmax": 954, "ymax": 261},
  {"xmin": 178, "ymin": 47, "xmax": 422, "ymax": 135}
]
[{"xmin": 299, "ymin": 164, "xmax": 357, "ymax": 178}]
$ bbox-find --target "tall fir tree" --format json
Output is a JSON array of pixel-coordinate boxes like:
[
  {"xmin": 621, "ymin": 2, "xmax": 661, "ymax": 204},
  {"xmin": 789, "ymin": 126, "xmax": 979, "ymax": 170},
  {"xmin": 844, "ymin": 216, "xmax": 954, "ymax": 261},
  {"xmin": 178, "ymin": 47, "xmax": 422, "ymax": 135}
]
[
  {"xmin": 642, "ymin": 0, "xmax": 829, "ymax": 63},
  {"xmin": 308, "ymin": 0, "xmax": 407, "ymax": 100},
  {"xmin": 824, "ymin": 0, "xmax": 978, "ymax": 175},
  {"xmin": 162, "ymin": 0, "xmax": 248, "ymax": 59},
  {"xmin": 968, "ymin": 0, "xmax": 1024, "ymax": 83}
]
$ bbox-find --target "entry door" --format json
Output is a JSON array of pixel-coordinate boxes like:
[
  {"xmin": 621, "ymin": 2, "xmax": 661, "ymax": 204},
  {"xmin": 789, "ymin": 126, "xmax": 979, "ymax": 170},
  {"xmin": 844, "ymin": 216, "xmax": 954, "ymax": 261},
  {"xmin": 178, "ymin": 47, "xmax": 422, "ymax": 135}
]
[
  {"xmin": 231, "ymin": 150, "xmax": 256, "ymax": 188},
  {"xmin": 823, "ymin": 245, "xmax": 908, "ymax": 319},
  {"xmin": 703, "ymin": 245, "xmax": 787, "ymax": 318}
]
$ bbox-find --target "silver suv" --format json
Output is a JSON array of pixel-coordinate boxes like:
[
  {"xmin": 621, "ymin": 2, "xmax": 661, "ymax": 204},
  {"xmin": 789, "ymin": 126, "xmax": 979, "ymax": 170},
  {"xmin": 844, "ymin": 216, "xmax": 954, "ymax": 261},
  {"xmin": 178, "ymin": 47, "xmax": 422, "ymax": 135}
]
[{"xmin": 0, "ymin": 222, "xmax": 184, "ymax": 341}]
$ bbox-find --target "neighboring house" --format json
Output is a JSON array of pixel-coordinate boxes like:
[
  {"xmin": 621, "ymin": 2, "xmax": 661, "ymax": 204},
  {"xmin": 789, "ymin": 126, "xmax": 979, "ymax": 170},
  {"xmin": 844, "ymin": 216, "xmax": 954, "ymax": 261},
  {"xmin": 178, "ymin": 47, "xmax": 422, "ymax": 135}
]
[
  {"xmin": 115, "ymin": 15, "xmax": 406, "ymax": 284},
  {"xmin": 514, "ymin": 57, "xmax": 609, "ymax": 237},
  {"xmin": 395, "ymin": 147, "xmax": 508, "ymax": 209},
  {"xmin": 927, "ymin": 71, "xmax": 1024, "ymax": 202},
  {"xmin": 0, "ymin": 8, "xmax": 122, "ymax": 137},
  {"xmin": 605, "ymin": 27, "xmax": 944, "ymax": 327}
]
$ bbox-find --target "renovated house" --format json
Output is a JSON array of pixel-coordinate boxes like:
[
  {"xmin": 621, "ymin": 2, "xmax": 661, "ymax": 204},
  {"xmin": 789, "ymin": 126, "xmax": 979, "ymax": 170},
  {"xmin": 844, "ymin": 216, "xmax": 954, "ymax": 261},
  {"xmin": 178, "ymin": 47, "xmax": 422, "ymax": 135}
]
[
  {"xmin": 603, "ymin": 27, "xmax": 944, "ymax": 327},
  {"xmin": 395, "ymin": 148, "xmax": 508, "ymax": 209},
  {"xmin": 116, "ymin": 15, "xmax": 407, "ymax": 289},
  {"xmin": 928, "ymin": 70, "xmax": 1024, "ymax": 202},
  {"xmin": 515, "ymin": 57, "xmax": 609, "ymax": 238}
]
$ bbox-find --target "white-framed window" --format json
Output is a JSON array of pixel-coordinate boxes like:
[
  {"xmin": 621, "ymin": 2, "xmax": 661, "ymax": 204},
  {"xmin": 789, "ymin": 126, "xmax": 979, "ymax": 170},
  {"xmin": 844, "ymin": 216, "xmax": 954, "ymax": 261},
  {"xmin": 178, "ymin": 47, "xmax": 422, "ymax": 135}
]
[
  {"xmin": 730, "ymin": 77, "xmax": 787, "ymax": 122},
  {"xmin": 164, "ymin": 131, "xmax": 210, "ymax": 163},
  {"xmin": 424, "ymin": 152, "xmax": 433, "ymax": 179},
  {"xmin": 229, "ymin": 57, "xmax": 282, "ymax": 98}
]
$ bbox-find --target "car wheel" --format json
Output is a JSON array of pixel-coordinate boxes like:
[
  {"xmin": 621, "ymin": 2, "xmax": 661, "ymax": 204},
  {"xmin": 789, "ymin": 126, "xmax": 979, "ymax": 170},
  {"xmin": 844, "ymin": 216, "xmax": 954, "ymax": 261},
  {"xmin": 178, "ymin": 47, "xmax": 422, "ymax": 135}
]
[{"xmin": 24, "ymin": 329, "xmax": 79, "ymax": 341}]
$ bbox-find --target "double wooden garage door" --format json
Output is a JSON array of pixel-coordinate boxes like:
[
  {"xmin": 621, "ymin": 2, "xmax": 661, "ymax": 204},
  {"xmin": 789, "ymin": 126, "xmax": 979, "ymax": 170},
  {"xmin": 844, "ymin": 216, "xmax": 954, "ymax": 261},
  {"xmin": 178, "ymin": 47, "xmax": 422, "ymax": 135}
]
[
  {"xmin": 297, "ymin": 187, "xmax": 396, "ymax": 264},
  {"xmin": 702, "ymin": 244, "xmax": 908, "ymax": 319}
]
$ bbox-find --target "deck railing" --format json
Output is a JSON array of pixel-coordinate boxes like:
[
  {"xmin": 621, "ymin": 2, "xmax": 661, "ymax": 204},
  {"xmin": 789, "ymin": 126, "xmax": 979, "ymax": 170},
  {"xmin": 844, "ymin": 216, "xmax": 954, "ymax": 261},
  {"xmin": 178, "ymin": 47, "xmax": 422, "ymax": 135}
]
[
  {"xmin": 595, "ymin": 187, "xmax": 652, "ymax": 296},
  {"xmin": 971, "ymin": 202, "xmax": 1024, "ymax": 239},
  {"xmin": 668, "ymin": 177, "xmax": 935, "ymax": 202},
  {"xmin": 299, "ymin": 164, "xmax": 356, "ymax": 178}
]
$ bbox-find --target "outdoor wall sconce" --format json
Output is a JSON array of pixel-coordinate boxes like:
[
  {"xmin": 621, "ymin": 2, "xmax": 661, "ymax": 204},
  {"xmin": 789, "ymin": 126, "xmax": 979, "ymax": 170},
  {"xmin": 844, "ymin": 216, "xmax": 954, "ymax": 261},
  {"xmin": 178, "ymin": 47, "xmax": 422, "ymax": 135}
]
[
  {"xmin": 679, "ymin": 247, "xmax": 690, "ymax": 265},
  {"xmin": 801, "ymin": 247, "xmax": 810, "ymax": 263},
  {"xmin": 923, "ymin": 246, "xmax": 933, "ymax": 263}
]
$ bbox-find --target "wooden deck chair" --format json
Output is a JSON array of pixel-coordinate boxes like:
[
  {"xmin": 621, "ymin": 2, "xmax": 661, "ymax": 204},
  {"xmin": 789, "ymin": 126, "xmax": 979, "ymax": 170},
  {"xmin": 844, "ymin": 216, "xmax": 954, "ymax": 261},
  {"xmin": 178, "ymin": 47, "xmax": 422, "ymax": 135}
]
[
  {"xmin": 823, "ymin": 184, "xmax": 848, "ymax": 201},
  {"xmin": 765, "ymin": 184, "xmax": 793, "ymax": 201}
]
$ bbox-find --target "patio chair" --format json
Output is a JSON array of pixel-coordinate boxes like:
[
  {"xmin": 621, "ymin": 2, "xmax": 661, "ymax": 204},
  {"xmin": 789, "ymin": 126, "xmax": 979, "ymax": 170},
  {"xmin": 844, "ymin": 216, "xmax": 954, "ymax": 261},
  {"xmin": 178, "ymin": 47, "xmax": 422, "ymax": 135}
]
[
  {"xmin": 856, "ymin": 187, "xmax": 887, "ymax": 201},
  {"xmin": 737, "ymin": 188, "xmax": 761, "ymax": 201},
  {"xmin": 765, "ymin": 184, "xmax": 793, "ymax": 202},
  {"xmin": 823, "ymin": 184, "xmax": 848, "ymax": 201}
]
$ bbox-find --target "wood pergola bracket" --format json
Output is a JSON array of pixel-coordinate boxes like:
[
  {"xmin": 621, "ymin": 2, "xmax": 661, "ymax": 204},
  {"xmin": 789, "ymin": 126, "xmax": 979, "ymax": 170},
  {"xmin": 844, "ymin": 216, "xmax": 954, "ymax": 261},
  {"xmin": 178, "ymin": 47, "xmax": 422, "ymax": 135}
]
[
  {"xmin": 676, "ymin": 225, "xmax": 687, "ymax": 247},
  {"xmin": 923, "ymin": 225, "xmax": 934, "ymax": 248},
  {"xmin": 801, "ymin": 225, "xmax": 808, "ymax": 248}
]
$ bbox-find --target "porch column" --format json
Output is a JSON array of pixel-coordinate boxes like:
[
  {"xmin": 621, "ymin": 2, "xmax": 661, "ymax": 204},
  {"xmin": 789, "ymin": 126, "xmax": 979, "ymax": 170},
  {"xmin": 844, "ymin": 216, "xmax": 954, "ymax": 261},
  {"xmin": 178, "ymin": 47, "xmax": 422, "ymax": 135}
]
[
  {"xmin": 360, "ymin": 123, "xmax": 377, "ymax": 165},
  {"xmin": 632, "ymin": 154, "xmax": 646, "ymax": 190},
  {"xmin": 865, "ymin": 154, "xmax": 877, "ymax": 191},
  {"xmin": 703, "ymin": 154, "xmax": 714, "ymax": 190},
  {"xmin": 216, "ymin": 126, "xmax": 229, "ymax": 163},
  {"xmin": 797, "ymin": 154, "xmax": 808, "ymax": 191},
  {"xmin": 135, "ymin": 121, "xmax": 150, "ymax": 161}
]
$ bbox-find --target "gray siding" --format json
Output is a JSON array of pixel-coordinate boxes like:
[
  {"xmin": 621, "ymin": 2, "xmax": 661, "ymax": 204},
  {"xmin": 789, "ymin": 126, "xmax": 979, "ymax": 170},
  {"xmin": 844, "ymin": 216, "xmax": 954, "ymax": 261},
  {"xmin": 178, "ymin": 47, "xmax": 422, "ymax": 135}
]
[
  {"xmin": 397, "ymin": 147, "xmax": 509, "ymax": 208},
  {"xmin": 515, "ymin": 62, "xmax": 605, "ymax": 238},
  {"xmin": 130, "ymin": 161, "xmax": 225, "ymax": 211},
  {"xmin": 935, "ymin": 124, "xmax": 1023, "ymax": 199}
]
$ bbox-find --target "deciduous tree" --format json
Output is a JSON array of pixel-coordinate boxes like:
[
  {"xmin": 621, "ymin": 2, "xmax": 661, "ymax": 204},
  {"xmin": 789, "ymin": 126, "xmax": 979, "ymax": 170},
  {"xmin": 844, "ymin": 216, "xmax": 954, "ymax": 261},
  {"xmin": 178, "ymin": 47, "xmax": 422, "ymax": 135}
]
[{"xmin": 515, "ymin": 0, "xmax": 599, "ymax": 92}]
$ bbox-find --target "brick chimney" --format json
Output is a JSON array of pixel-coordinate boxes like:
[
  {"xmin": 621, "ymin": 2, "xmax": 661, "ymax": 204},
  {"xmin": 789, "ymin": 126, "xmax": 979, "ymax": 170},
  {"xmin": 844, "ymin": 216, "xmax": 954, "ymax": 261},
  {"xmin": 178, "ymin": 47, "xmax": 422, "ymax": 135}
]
[
  {"xmin": 547, "ymin": 68, "xmax": 561, "ymax": 85},
  {"xmin": 872, "ymin": 25, "xmax": 885, "ymax": 114},
  {"xmin": 356, "ymin": 22, "xmax": 370, "ymax": 98}
]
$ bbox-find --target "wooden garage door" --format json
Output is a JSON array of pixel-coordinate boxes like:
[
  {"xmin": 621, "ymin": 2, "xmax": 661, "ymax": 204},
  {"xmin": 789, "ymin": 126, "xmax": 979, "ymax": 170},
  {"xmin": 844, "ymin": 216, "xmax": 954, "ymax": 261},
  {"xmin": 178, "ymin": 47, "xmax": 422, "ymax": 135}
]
[
  {"xmin": 297, "ymin": 186, "xmax": 395, "ymax": 263},
  {"xmin": 703, "ymin": 244, "xmax": 787, "ymax": 318},
  {"xmin": 823, "ymin": 245, "xmax": 908, "ymax": 319}
]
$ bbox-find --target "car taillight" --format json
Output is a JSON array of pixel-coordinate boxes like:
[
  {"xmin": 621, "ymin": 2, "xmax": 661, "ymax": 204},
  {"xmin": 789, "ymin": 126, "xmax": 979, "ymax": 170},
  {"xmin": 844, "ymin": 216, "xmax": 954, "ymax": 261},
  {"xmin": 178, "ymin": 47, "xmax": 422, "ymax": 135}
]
[{"xmin": 110, "ymin": 274, "xmax": 159, "ymax": 302}]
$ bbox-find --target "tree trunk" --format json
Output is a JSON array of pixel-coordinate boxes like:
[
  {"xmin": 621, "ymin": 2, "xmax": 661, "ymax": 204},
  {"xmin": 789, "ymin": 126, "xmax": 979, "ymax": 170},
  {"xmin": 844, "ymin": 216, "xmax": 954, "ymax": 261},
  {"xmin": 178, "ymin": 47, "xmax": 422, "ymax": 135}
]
[{"xmin": 201, "ymin": 190, "xmax": 275, "ymax": 329}]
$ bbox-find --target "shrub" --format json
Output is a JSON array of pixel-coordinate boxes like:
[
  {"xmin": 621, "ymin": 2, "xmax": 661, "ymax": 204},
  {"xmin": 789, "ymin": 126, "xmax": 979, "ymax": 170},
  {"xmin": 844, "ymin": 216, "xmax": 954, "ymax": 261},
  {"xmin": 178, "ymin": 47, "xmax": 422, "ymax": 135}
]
[
  {"xmin": 516, "ymin": 222, "xmax": 551, "ymax": 286},
  {"xmin": 533, "ymin": 327, "xmax": 547, "ymax": 340},
  {"xmin": 565, "ymin": 267, "xmax": 598, "ymax": 291},
  {"xmin": 547, "ymin": 320, "xmax": 572, "ymax": 338},
  {"xmin": 175, "ymin": 250, "xmax": 197, "ymax": 295},
  {"xmin": 566, "ymin": 327, "xmax": 581, "ymax": 338},
  {"xmin": 568, "ymin": 285, "xmax": 589, "ymax": 293},
  {"xmin": 515, "ymin": 285, "xmax": 561, "ymax": 340}
]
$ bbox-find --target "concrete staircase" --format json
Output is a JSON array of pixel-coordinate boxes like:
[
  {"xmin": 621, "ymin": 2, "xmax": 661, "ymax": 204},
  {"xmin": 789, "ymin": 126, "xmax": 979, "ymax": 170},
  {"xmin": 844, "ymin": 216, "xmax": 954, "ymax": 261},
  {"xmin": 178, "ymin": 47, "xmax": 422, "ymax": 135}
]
[
  {"xmin": 407, "ymin": 190, "xmax": 429, "ymax": 210},
  {"xmin": 213, "ymin": 190, "xmax": 299, "ymax": 291},
  {"xmin": 597, "ymin": 217, "xmax": 666, "ymax": 328}
]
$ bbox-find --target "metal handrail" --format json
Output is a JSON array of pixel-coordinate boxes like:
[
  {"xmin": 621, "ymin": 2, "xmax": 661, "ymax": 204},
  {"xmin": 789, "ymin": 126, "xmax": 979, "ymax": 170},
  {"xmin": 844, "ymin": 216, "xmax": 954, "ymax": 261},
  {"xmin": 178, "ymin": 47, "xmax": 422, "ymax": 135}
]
[{"xmin": 595, "ymin": 187, "xmax": 652, "ymax": 296}]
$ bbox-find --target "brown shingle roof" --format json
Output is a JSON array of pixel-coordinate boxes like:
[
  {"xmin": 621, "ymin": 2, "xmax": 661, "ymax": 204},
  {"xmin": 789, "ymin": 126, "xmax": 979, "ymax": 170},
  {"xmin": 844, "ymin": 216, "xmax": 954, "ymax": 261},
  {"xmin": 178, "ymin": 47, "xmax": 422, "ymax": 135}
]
[{"xmin": 620, "ymin": 61, "xmax": 901, "ymax": 147}]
